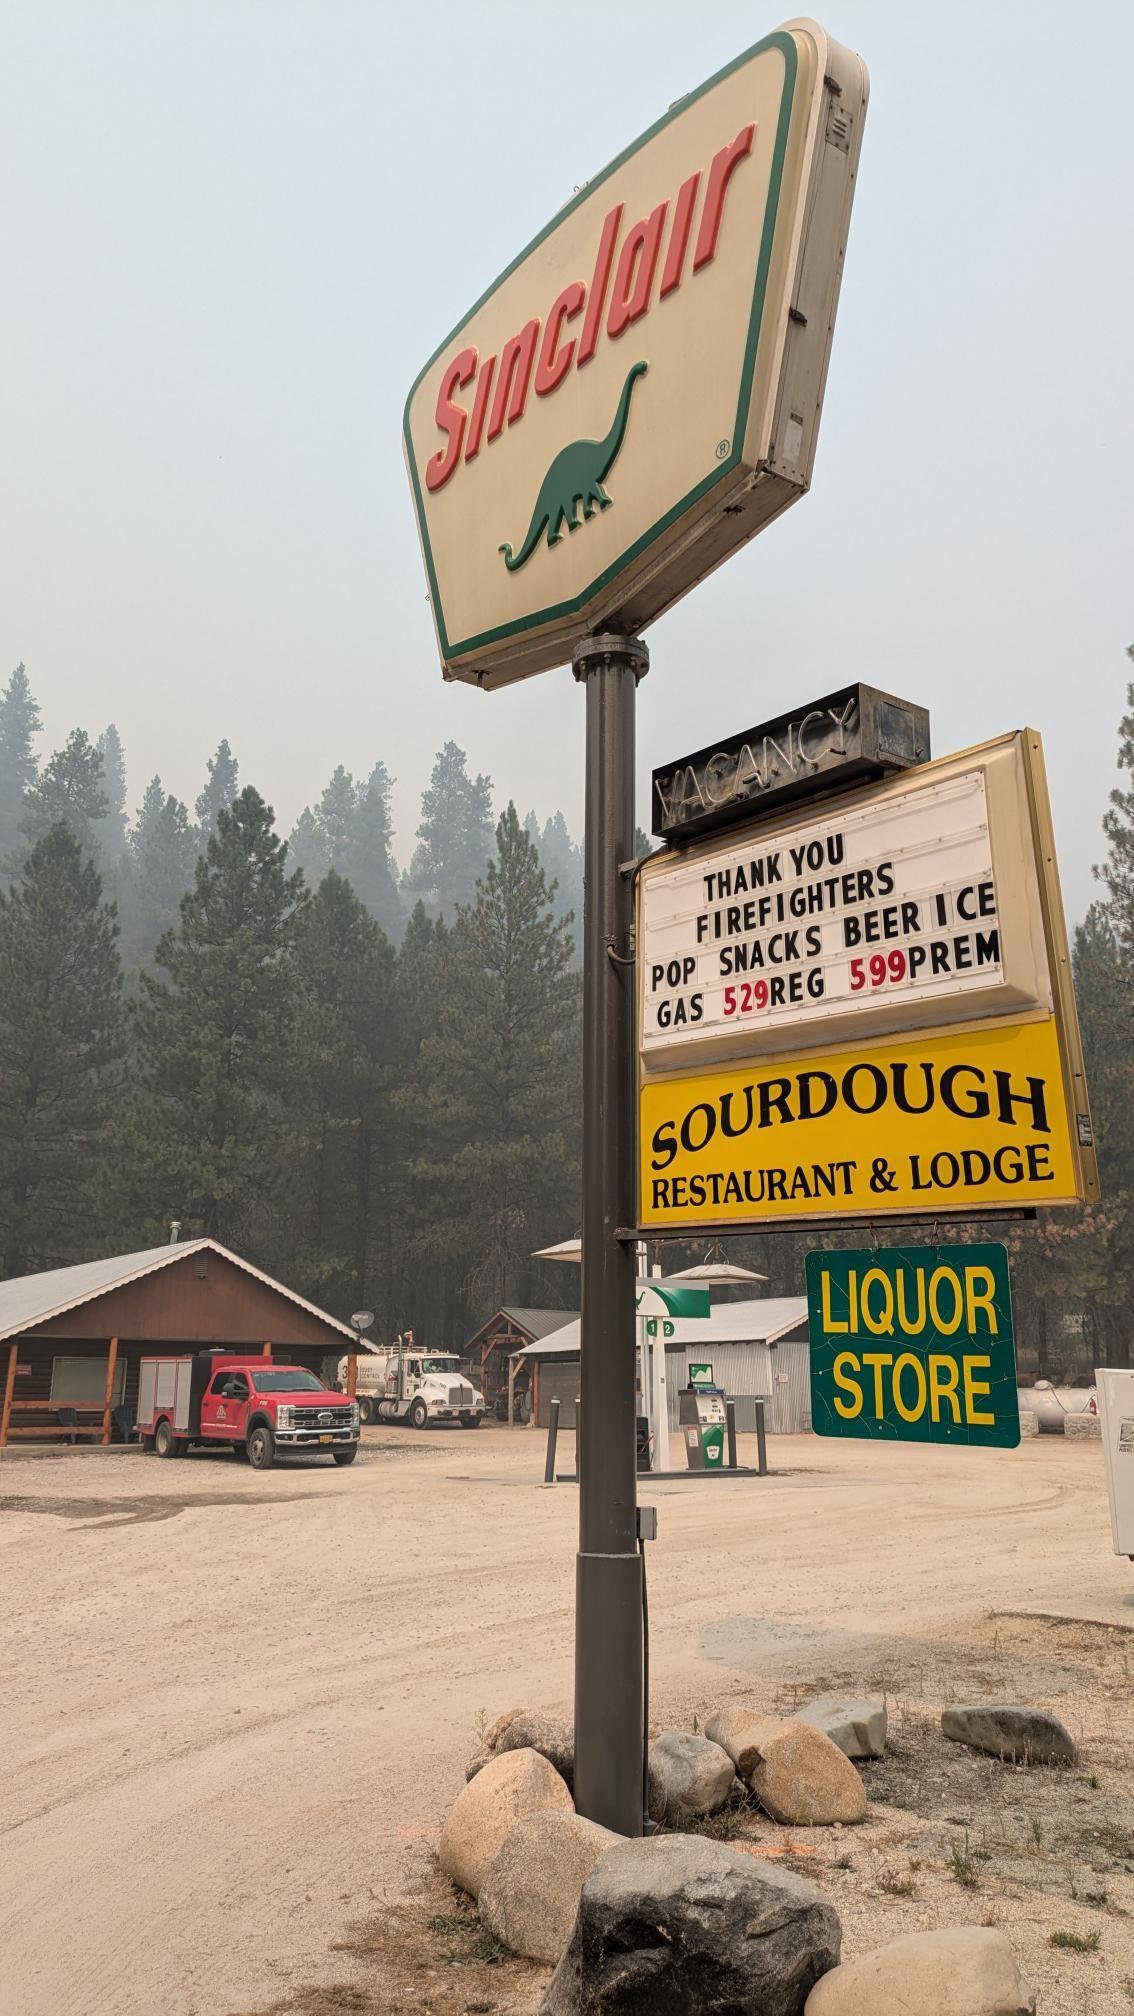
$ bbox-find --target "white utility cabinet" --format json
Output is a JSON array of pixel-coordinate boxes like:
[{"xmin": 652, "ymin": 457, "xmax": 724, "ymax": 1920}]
[{"xmin": 1097, "ymin": 1369, "xmax": 1134, "ymax": 1559}]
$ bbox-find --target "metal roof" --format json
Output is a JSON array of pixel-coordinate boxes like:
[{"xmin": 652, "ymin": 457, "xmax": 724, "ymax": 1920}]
[
  {"xmin": 498, "ymin": 1307, "xmax": 580, "ymax": 1340},
  {"xmin": 512, "ymin": 1296, "xmax": 809, "ymax": 1360},
  {"xmin": 0, "ymin": 1238, "xmax": 361, "ymax": 1346}
]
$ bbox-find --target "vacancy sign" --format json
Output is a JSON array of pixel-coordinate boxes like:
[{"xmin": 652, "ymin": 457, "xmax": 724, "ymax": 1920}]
[
  {"xmin": 404, "ymin": 23, "xmax": 868, "ymax": 687},
  {"xmin": 638, "ymin": 731, "xmax": 1099, "ymax": 1232},
  {"xmin": 640, "ymin": 736, "xmax": 1050, "ymax": 1065}
]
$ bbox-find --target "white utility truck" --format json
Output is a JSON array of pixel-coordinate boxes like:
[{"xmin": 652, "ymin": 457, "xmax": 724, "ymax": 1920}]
[{"xmin": 339, "ymin": 1347, "xmax": 485, "ymax": 1429}]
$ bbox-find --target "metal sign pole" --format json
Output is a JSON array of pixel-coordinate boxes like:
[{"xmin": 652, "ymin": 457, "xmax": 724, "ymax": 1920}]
[{"xmin": 572, "ymin": 630, "xmax": 648, "ymax": 1837}]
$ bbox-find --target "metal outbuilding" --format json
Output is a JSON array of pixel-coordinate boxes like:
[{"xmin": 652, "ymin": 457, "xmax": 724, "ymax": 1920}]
[
  {"xmin": 511, "ymin": 1295, "xmax": 811, "ymax": 1434},
  {"xmin": 0, "ymin": 1239, "xmax": 360, "ymax": 1447}
]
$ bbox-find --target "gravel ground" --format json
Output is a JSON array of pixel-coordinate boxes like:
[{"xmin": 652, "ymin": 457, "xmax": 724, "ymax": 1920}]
[{"xmin": 1, "ymin": 1424, "xmax": 1132, "ymax": 2016}]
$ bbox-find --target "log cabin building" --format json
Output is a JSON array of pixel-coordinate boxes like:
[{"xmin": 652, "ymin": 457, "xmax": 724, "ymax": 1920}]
[
  {"xmin": 462, "ymin": 1306, "xmax": 580, "ymax": 1416},
  {"xmin": 0, "ymin": 1239, "xmax": 360, "ymax": 1448}
]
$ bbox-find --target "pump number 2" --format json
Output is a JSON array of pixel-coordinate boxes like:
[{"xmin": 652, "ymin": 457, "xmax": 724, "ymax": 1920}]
[{"xmin": 849, "ymin": 950, "xmax": 907, "ymax": 991}]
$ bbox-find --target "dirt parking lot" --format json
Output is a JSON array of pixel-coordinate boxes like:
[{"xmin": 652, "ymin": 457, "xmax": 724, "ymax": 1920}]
[{"xmin": 2, "ymin": 1424, "xmax": 1133, "ymax": 2016}]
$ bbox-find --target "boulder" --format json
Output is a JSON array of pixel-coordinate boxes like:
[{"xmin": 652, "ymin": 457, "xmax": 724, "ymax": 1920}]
[
  {"xmin": 798, "ymin": 1697, "xmax": 887, "ymax": 1761},
  {"xmin": 480, "ymin": 1811, "xmax": 619, "ymax": 1963},
  {"xmin": 440, "ymin": 1747, "xmax": 574, "ymax": 1899},
  {"xmin": 1066, "ymin": 1412, "xmax": 1102, "ymax": 1440},
  {"xmin": 496, "ymin": 1709, "xmax": 575, "ymax": 1789},
  {"xmin": 541, "ymin": 1832, "xmax": 840, "ymax": 2016},
  {"xmin": 707, "ymin": 1709, "xmax": 866, "ymax": 1825},
  {"xmin": 484, "ymin": 1705, "xmax": 527, "ymax": 1750},
  {"xmin": 467, "ymin": 1704, "xmax": 531, "ymax": 1781},
  {"xmin": 805, "ymin": 1927, "xmax": 1035, "ymax": 2014},
  {"xmin": 704, "ymin": 1703, "xmax": 781, "ymax": 1779},
  {"xmin": 647, "ymin": 1730, "xmax": 736, "ymax": 1824},
  {"xmin": 942, "ymin": 1704, "xmax": 1078, "ymax": 1766}
]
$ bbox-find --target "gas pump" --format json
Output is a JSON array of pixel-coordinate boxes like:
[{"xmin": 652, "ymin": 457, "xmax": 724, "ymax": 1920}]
[{"xmin": 679, "ymin": 1362, "xmax": 727, "ymax": 1469}]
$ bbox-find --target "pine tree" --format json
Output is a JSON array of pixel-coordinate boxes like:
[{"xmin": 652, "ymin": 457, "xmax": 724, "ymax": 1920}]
[
  {"xmin": 20, "ymin": 729, "xmax": 108, "ymax": 857},
  {"xmin": 387, "ymin": 901, "xmax": 450, "ymax": 1334},
  {"xmin": 0, "ymin": 664, "xmax": 42, "ymax": 870},
  {"xmin": 194, "ymin": 738, "xmax": 240, "ymax": 845},
  {"xmin": 406, "ymin": 741, "xmax": 494, "ymax": 918},
  {"xmin": 415, "ymin": 804, "xmax": 579, "ymax": 1323},
  {"xmin": 524, "ymin": 809, "xmax": 582, "ymax": 943},
  {"xmin": 120, "ymin": 776, "xmax": 198, "ymax": 976},
  {"xmin": 1014, "ymin": 652, "xmax": 1134, "ymax": 1371},
  {"xmin": 286, "ymin": 805, "xmax": 327, "ymax": 887},
  {"xmin": 1099, "ymin": 645, "xmax": 1134, "ymax": 953},
  {"xmin": 315, "ymin": 766, "xmax": 358, "ymax": 865},
  {"xmin": 347, "ymin": 762, "xmax": 403, "ymax": 940},
  {"xmin": 0, "ymin": 826, "xmax": 124, "ymax": 1274},
  {"xmin": 286, "ymin": 872, "xmax": 398, "ymax": 1310},
  {"xmin": 121, "ymin": 786, "xmax": 305, "ymax": 1243},
  {"xmin": 95, "ymin": 724, "xmax": 129, "ymax": 860}
]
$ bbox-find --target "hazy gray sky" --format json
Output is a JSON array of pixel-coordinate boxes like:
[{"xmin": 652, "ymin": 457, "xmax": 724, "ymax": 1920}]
[{"xmin": 3, "ymin": 1, "xmax": 1131, "ymax": 921}]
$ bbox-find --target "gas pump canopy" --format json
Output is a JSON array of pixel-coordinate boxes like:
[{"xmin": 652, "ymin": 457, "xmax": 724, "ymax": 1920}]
[{"xmin": 403, "ymin": 21, "xmax": 868, "ymax": 687}]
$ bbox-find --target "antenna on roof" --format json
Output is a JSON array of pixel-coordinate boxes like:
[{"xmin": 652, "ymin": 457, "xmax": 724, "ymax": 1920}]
[{"xmin": 169, "ymin": 1220, "xmax": 181, "ymax": 1246}]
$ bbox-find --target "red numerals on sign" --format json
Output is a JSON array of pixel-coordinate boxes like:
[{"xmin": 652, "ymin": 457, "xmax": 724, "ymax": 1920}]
[
  {"xmin": 849, "ymin": 950, "xmax": 908, "ymax": 991},
  {"xmin": 723, "ymin": 981, "xmax": 770, "ymax": 1017}
]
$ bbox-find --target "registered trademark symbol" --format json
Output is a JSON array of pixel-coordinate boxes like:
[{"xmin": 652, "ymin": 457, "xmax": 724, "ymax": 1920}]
[{"xmin": 715, "ymin": 439, "xmax": 730, "ymax": 460}]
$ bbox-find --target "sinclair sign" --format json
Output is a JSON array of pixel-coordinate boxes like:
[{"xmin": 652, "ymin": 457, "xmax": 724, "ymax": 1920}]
[
  {"xmin": 404, "ymin": 23, "xmax": 868, "ymax": 687},
  {"xmin": 638, "ymin": 730, "xmax": 1099, "ymax": 1232}
]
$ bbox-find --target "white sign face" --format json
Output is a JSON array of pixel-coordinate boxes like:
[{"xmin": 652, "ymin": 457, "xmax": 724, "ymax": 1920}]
[
  {"xmin": 639, "ymin": 736, "xmax": 1056, "ymax": 1071},
  {"xmin": 404, "ymin": 22, "xmax": 868, "ymax": 687}
]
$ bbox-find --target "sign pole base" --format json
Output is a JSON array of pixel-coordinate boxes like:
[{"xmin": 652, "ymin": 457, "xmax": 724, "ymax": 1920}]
[{"xmin": 573, "ymin": 632, "xmax": 648, "ymax": 1838}]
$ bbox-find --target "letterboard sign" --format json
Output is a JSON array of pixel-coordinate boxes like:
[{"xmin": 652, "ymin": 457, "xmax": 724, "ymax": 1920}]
[{"xmin": 637, "ymin": 730, "xmax": 1099, "ymax": 1232}]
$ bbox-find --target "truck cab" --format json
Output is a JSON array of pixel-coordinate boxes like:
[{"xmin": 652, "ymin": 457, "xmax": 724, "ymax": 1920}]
[
  {"xmin": 139, "ymin": 1353, "xmax": 360, "ymax": 1470},
  {"xmin": 378, "ymin": 1350, "xmax": 485, "ymax": 1429}
]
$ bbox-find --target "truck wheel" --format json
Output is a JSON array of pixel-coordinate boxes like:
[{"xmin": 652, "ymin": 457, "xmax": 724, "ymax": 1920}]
[
  {"xmin": 409, "ymin": 1397, "xmax": 429, "ymax": 1429},
  {"xmin": 358, "ymin": 1396, "xmax": 374, "ymax": 1425},
  {"xmin": 154, "ymin": 1418, "xmax": 180, "ymax": 1459},
  {"xmin": 247, "ymin": 1425, "xmax": 275, "ymax": 1471},
  {"xmin": 460, "ymin": 1412, "xmax": 481, "ymax": 1429},
  {"xmin": 333, "ymin": 1445, "xmax": 358, "ymax": 1465}
]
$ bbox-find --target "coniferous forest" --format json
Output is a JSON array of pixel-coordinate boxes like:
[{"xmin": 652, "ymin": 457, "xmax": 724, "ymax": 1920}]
[{"xmin": 1, "ymin": 653, "xmax": 1133, "ymax": 1368}]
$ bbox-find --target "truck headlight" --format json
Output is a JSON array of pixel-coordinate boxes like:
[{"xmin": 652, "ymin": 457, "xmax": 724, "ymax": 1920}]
[{"xmin": 276, "ymin": 1406, "xmax": 294, "ymax": 1429}]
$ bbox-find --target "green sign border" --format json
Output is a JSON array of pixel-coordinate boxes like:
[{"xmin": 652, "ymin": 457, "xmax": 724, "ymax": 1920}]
[
  {"xmin": 806, "ymin": 1244, "xmax": 1020, "ymax": 1449},
  {"xmin": 403, "ymin": 31, "xmax": 798, "ymax": 668}
]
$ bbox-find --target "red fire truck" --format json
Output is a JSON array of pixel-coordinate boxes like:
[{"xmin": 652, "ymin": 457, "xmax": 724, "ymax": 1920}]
[{"xmin": 137, "ymin": 1353, "xmax": 360, "ymax": 1470}]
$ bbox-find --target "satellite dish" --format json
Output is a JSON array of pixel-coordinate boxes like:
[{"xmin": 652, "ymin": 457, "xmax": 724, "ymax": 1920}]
[{"xmin": 350, "ymin": 1310, "xmax": 375, "ymax": 1332}]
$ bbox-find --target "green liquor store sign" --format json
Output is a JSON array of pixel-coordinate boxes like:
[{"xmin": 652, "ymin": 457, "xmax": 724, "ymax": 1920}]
[{"xmin": 806, "ymin": 1244, "xmax": 1019, "ymax": 1447}]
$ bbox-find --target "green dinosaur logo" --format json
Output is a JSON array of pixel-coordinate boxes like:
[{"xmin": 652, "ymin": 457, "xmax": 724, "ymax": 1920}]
[{"xmin": 498, "ymin": 361, "xmax": 648, "ymax": 572}]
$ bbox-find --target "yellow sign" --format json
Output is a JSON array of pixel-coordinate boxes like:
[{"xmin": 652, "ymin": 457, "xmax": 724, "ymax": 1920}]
[{"xmin": 639, "ymin": 1016, "xmax": 1087, "ymax": 1231}]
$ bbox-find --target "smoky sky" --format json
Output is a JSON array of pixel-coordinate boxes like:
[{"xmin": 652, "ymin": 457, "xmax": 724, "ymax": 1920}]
[{"xmin": 2, "ymin": 0, "xmax": 1131, "ymax": 922}]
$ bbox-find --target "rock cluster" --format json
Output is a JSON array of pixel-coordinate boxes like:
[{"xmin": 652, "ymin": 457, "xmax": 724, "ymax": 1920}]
[{"xmin": 445, "ymin": 1694, "xmax": 1047, "ymax": 2002}]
